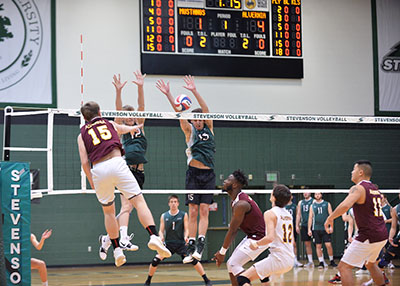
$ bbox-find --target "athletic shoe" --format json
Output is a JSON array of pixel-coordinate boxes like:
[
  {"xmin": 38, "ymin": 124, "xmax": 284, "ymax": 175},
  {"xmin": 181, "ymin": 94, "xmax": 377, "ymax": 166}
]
[
  {"xmin": 355, "ymin": 269, "xmax": 369, "ymax": 275},
  {"xmin": 120, "ymin": 233, "xmax": 139, "ymax": 251},
  {"xmin": 205, "ymin": 280, "xmax": 212, "ymax": 286},
  {"xmin": 193, "ymin": 239, "xmax": 205, "ymax": 261},
  {"xmin": 113, "ymin": 247, "xmax": 126, "ymax": 267},
  {"xmin": 328, "ymin": 274, "xmax": 341, "ymax": 284},
  {"xmin": 323, "ymin": 261, "xmax": 329, "ymax": 268},
  {"xmin": 387, "ymin": 262, "xmax": 395, "ymax": 269},
  {"xmin": 361, "ymin": 278, "xmax": 373, "ymax": 286},
  {"xmin": 99, "ymin": 235, "xmax": 111, "ymax": 260},
  {"xmin": 317, "ymin": 261, "xmax": 324, "ymax": 269},
  {"xmin": 304, "ymin": 262, "xmax": 314, "ymax": 268},
  {"xmin": 330, "ymin": 260, "xmax": 337, "ymax": 267},
  {"xmin": 183, "ymin": 240, "xmax": 196, "ymax": 263},
  {"xmin": 294, "ymin": 261, "xmax": 303, "ymax": 267},
  {"xmin": 147, "ymin": 235, "xmax": 171, "ymax": 258}
]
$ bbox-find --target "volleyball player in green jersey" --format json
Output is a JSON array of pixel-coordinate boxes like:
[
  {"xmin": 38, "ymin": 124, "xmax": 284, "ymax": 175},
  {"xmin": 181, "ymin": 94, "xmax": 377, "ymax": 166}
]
[
  {"xmin": 144, "ymin": 195, "xmax": 212, "ymax": 286},
  {"xmin": 296, "ymin": 192, "xmax": 314, "ymax": 267},
  {"xmin": 285, "ymin": 195, "xmax": 302, "ymax": 267},
  {"xmin": 99, "ymin": 71, "xmax": 148, "ymax": 259},
  {"xmin": 157, "ymin": 75, "xmax": 216, "ymax": 263},
  {"xmin": 381, "ymin": 195, "xmax": 392, "ymax": 235},
  {"xmin": 308, "ymin": 192, "xmax": 336, "ymax": 268}
]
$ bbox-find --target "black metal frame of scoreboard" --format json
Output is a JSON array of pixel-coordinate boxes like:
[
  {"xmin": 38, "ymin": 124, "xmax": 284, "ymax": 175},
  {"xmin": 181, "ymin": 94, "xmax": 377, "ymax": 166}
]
[{"xmin": 140, "ymin": 0, "xmax": 303, "ymax": 78}]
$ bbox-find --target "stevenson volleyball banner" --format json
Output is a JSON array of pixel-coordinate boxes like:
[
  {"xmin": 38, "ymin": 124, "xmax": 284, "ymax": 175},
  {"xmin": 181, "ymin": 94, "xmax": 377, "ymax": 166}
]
[
  {"xmin": 374, "ymin": 0, "xmax": 400, "ymax": 114},
  {"xmin": 0, "ymin": 162, "xmax": 31, "ymax": 285},
  {"xmin": 0, "ymin": 0, "xmax": 55, "ymax": 107}
]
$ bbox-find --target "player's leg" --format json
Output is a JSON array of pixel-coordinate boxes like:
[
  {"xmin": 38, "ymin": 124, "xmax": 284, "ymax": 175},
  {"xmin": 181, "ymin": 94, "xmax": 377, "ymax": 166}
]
[
  {"xmin": 192, "ymin": 260, "xmax": 212, "ymax": 286},
  {"xmin": 117, "ymin": 194, "xmax": 138, "ymax": 251},
  {"xmin": 144, "ymin": 255, "xmax": 163, "ymax": 285},
  {"xmin": 365, "ymin": 261, "xmax": 385, "ymax": 285},
  {"xmin": 301, "ymin": 226, "xmax": 313, "ymax": 266},
  {"xmin": 193, "ymin": 200, "xmax": 212, "ymax": 260},
  {"xmin": 31, "ymin": 258, "xmax": 48, "ymax": 286},
  {"xmin": 337, "ymin": 261, "xmax": 354, "ymax": 286},
  {"xmin": 325, "ymin": 241, "xmax": 337, "ymax": 266},
  {"xmin": 183, "ymin": 201, "xmax": 199, "ymax": 263}
]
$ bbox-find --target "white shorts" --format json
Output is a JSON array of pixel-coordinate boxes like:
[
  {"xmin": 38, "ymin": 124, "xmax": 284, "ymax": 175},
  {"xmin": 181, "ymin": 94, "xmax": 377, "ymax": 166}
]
[
  {"xmin": 254, "ymin": 253, "xmax": 294, "ymax": 280},
  {"xmin": 91, "ymin": 156, "xmax": 141, "ymax": 205},
  {"xmin": 341, "ymin": 239, "xmax": 387, "ymax": 268},
  {"xmin": 227, "ymin": 237, "xmax": 268, "ymax": 276}
]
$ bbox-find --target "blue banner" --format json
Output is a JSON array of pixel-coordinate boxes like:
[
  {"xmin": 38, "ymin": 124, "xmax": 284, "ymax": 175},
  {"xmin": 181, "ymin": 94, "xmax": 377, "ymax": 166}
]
[{"xmin": 0, "ymin": 162, "xmax": 31, "ymax": 286}]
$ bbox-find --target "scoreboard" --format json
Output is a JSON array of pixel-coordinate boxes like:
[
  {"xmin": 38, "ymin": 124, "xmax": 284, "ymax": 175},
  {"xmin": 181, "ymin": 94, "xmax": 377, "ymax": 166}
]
[{"xmin": 140, "ymin": 0, "xmax": 303, "ymax": 78}]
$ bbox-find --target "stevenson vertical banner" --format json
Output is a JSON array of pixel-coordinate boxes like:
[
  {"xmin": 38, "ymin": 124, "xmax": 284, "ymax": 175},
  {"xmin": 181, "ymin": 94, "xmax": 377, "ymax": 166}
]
[{"xmin": 0, "ymin": 162, "xmax": 31, "ymax": 286}]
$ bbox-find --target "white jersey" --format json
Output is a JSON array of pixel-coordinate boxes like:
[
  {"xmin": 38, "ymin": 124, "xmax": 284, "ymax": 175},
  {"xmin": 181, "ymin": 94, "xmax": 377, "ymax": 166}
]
[{"xmin": 268, "ymin": 206, "xmax": 295, "ymax": 259}]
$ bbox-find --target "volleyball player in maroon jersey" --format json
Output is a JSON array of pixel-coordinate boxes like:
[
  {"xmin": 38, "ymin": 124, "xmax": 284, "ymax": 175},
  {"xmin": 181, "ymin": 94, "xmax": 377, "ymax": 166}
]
[
  {"xmin": 78, "ymin": 101, "xmax": 171, "ymax": 267},
  {"xmin": 324, "ymin": 160, "xmax": 388, "ymax": 286},
  {"xmin": 213, "ymin": 170, "xmax": 269, "ymax": 286}
]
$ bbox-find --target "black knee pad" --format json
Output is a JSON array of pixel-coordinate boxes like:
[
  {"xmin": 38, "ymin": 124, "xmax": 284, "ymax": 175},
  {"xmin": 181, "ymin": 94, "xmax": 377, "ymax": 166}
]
[
  {"xmin": 151, "ymin": 257, "xmax": 161, "ymax": 267},
  {"xmin": 237, "ymin": 275, "xmax": 251, "ymax": 286},
  {"xmin": 191, "ymin": 259, "xmax": 199, "ymax": 266},
  {"xmin": 260, "ymin": 276, "xmax": 270, "ymax": 283}
]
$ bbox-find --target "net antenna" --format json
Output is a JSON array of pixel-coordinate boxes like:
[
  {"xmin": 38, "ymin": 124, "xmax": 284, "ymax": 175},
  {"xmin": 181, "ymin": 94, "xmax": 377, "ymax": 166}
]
[{"xmin": 79, "ymin": 34, "xmax": 87, "ymax": 191}]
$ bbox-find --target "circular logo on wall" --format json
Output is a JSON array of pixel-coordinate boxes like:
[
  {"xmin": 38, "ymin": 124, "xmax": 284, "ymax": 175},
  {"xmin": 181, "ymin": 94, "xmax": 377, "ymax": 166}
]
[
  {"xmin": 245, "ymin": 0, "xmax": 256, "ymax": 9},
  {"xmin": 0, "ymin": 0, "xmax": 42, "ymax": 91}
]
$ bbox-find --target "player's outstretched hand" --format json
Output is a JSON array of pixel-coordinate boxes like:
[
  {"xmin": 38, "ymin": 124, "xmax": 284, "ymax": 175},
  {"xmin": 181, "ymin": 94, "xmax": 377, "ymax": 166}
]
[
  {"xmin": 183, "ymin": 75, "xmax": 196, "ymax": 92},
  {"xmin": 112, "ymin": 74, "xmax": 127, "ymax": 91},
  {"xmin": 212, "ymin": 251, "xmax": 225, "ymax": 267},
  {"xmin": 132, "ymin": 70, "xmax": 146, "ymax": 86},
  {"xmin": 41, "ymin": 229, "xmax": 52, "ymax": 240},
  {"xmin": 156, "ymin": 79, "xmax": 170, "ymax": 95},
  {"xmin": 389, "ymin": 237, "xmax": 398, "ymax": 247}
]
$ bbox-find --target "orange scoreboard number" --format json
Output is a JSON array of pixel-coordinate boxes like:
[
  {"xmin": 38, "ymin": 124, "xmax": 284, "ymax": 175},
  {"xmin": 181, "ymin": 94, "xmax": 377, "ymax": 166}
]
[
  {"xmin": 143, "ymin": 0, "xmax": 175, "ymax": 53},
  {"xmin": 272, "ymin": 1, "xmax": 302, "ymax": 57}
]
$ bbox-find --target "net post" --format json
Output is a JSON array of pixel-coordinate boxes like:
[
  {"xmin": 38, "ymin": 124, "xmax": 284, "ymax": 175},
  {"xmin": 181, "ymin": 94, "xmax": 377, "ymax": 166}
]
[
  {"xmin": 80, "ymin": 116, "xmax": 87, "ymax": 192},
  {"xmin": 2, "ymin": 106, "xmax": 13, "ymax": 161},
  {"xmin": 47, "ymin": 109, "xmax": 54, "ymax": 192}
]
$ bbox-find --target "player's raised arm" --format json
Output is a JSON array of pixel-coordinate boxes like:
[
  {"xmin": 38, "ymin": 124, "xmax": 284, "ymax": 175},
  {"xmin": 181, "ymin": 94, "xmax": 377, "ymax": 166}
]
[
  {"xmin": 111, "ymin": 121, "xmax": 143, "ymax": 135},
  {"xmin": 112, "ymin": 74, "xmax": 127, "ymax": 125},
  {"xmin": 183, "ymin": 75, "xmax": 213, "ymax": 131},
  {"xmin": 156, "ymin": 79, "xmax": 191, "ymax": 134},
  {"xmin": 132, "ymin": 70, "xmax": 146, "ymax": 125}
]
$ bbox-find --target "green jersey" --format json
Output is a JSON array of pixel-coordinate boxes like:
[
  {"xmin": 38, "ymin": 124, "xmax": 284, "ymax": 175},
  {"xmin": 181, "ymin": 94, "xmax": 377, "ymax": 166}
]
[
  {"xmin": 121, "ymin": 128, "xmax": 147, "ymax": 165},
  {"xmin": 300, "ymin": 198, "xmax": 313, "ymax": 227},
  {"xmin": 186, "ymin": 124, "xmax": 215, "ymax": 168},
  {"xmin": 312, "ymin": 200, "xmax": 329, "ymax": 231},
  {"xmin": 285, "ymin": 202, "xmax": 297, "ymax": 225},
  {"xmin": 382, "ymin": 204, "xmax": 391, "ymax": 234},
  {"xmin": 163, "ymin": 210, "xmax": 186, "ymax": 244}
]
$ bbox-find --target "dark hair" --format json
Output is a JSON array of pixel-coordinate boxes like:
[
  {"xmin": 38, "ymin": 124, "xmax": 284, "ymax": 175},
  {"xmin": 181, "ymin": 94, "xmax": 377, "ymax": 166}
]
[
  {"xmin": 192, "ymin": 108, "xmax": 202, "ymax": 113},
  {"xmin": 232, "ymin": 169, "xmax": 248, "ymax": 187},
  {"xmin": 355, "ymin": 160, "xmax": 372, "ymax": 177},
  {"xmin": 273, "ymin": 185, "xmax": 291, "ymax": 207},
  {"xmin": 81, "ymin": 101, "xmax": 100, "ymax": 121},
  {"xmin": 168, "ymin": 194, "xmax": 179, "ymax": 202},
  {"xmin": 122, "ymin": 104, "xmax": 134, "ymax": 111}
]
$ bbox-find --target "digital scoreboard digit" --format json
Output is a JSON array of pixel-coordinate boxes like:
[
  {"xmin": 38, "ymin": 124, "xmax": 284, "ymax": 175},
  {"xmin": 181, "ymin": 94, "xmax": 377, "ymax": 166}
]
[{"xmin": 141, "ymin": 0, "xmax": 303, "ymax": 78}]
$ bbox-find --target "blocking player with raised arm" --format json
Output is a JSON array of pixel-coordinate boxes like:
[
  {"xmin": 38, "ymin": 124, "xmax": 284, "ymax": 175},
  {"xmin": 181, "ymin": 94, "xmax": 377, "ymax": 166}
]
[
  {"xmin": 31, "ymin": 229, "xmax": 52, "ymax": 286},
  {"xmin": 78, "ymin": 101, "xmax": 171, "ymax": 267},
  {"xmin": 307, "ymin": 192, "xmax": 337, "ymax": 268},
  {"xmin": 144, "ymin": 195, "xmax": 212, "ymax": 286},
  {"xmin": 324, "ymin": 160, "xmax": 388, "ymax": 286},
  {"xmin": 212, "ymin": 170, "xmax": 269, "ymax": 286},
  {"xmin": 236, "ymin": 185, "xmax": 295, "ymax": 286},
  {"xmin": 157, "ymin": 75, "xmax": 216, "ymax": 263},
  {"xmin": 296, "ymin": 192, "xmax": 314, "ymax": 267},
  {"xmin": 285, "ymin": 194, "xmax": 302, "ymax": 267},
  {"xmin": 99, "ymin": 72, "xmax": 148, "ymax": 260}
]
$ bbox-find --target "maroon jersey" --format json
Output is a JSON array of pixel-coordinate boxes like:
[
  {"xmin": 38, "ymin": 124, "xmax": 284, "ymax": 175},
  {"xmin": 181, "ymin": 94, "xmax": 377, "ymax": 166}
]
[
  {"xmin": 80, "ymin": 117, "xmax": 123, "ymax": 163},
  {"xmin": 232, "ymin": 192, "xmax": 265, "ymax": 240},
  {"xmin": 353, "ymin": 180, "xmax": 388, "ymax": 243}
]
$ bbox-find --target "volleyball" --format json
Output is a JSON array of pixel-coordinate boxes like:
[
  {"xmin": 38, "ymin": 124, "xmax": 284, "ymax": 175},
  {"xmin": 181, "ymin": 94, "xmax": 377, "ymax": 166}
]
[{"xmin": 174, "ymin": 94, "xmax": 192, "ymax": 111}]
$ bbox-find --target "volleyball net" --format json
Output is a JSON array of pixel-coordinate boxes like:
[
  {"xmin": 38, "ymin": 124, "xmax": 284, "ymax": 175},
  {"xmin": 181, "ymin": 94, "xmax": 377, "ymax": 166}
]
[{"xmin": 2, "ymin": 107, "xmax": 400, "ymax": 199}]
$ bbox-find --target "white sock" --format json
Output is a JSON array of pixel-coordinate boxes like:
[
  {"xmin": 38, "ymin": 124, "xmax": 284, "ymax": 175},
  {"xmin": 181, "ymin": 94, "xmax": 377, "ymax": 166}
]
[
  {"xmin": 307, "ymin": 254, "xmax": 313, "ymax": 263},
  {"xmin": 120, "ymin": 226, "xmax": 128, "ymax": 238},
  {"xmin": 318, "ymin": 256, "xmax": 324, "ymax": 263},
  {"xmin": 329, "ymin": 255, "xmax": 334, "ymax": 261},
  {"xmin": 42, "ymin": 281, "xmax": 48, "ymax": 286}
]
